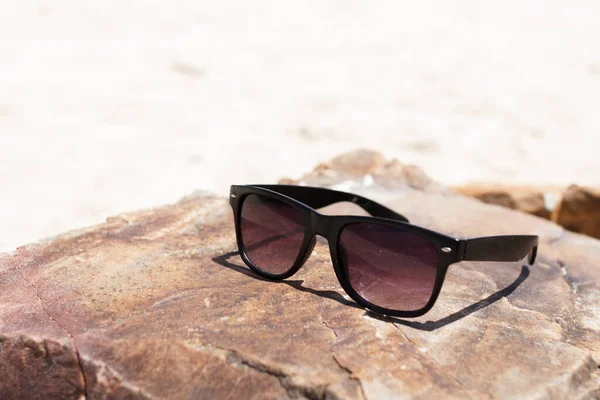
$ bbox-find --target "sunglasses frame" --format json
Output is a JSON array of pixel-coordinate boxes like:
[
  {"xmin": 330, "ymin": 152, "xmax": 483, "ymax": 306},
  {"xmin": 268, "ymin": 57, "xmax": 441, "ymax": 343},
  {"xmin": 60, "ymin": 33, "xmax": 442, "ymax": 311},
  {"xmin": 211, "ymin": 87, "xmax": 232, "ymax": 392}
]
[{"xmin": 229, "ymin": 184, "xmax": 538, "ymax": 318}]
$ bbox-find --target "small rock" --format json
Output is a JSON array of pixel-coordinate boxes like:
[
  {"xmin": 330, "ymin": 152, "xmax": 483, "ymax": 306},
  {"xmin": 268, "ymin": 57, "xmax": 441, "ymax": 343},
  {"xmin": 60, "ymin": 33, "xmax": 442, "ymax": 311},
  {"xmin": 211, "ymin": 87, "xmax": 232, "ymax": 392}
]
[
  {"xmin": 553, "ymin": 185, "xmax": 600, "ymax": 239},
  {"xmin": 454, "ymin": 183, "xmax": 556, "ymax": 219}
]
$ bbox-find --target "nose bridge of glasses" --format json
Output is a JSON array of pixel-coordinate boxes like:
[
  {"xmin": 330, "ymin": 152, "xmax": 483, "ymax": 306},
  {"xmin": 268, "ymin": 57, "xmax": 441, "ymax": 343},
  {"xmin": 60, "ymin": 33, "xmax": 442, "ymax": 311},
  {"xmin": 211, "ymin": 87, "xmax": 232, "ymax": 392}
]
[{"xmin": 310, "ymin": 211, "xmax": 335, "ymax": 238}]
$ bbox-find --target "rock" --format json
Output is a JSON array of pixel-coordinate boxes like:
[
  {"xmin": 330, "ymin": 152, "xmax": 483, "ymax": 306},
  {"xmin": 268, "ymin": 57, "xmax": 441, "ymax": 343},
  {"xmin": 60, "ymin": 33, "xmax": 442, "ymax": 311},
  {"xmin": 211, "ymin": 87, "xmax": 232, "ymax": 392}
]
[
  {"xmin": 280, "ymin": 148, "xmax": 449, "ymax": 193},
  {"xmin": 318, "ymin": 149, "xmax": 387, "ymax": 176},
  {"xmin": 1, "ymin": 151, "xmax": 599, "ymax": 399},
  {"xmin": 453, "ymin": 183, "xmax": 557, "ymax": 219},
  {"xmin": 553, "ymin": 185, "xmax": 600, "ymax": 240},
  {"xmin": 454, "ymin": 184, "xmax": 600, "ymax": 241}
]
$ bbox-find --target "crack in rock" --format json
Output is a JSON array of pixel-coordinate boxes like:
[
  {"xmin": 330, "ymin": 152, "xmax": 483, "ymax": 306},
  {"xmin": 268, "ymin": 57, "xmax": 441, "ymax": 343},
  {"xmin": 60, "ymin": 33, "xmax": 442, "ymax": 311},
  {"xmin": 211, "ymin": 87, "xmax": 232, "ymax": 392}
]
[
  {"xmin": 559, "ymin": 260, "xmax": 580, "ymax": 295},
  {"xmin": 11, "ymin": 259, "xmax": 88, "ymax": 399},
  {"xmin": 543, "ymin": 355, "xmax": 600, "ymax": 399},
  {"xmin": 81, "ymin": 357, "xmax": 156, "ymax": 400},
  {"xmin": 319, "ymin": 316, "xmax": 366, "ymax": 400},
  {"xmin": 202, "ymin": 343, "xmax": 355, "ymax": 400},
  {"xmin": 389, "ymin": 321, "xmax": 476, "ymax": 394},
  {"xmin": 547, "ymin": 229, "xmax": 580, "ymax": 296}
]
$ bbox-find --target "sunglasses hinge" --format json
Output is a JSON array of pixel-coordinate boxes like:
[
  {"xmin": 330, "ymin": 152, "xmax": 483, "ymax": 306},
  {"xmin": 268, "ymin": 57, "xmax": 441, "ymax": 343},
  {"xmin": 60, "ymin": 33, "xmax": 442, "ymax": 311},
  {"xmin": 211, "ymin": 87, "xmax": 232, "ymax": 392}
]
[{"xmin": 457, "ymin": 240, "xmax": 468, "ymax": 261}]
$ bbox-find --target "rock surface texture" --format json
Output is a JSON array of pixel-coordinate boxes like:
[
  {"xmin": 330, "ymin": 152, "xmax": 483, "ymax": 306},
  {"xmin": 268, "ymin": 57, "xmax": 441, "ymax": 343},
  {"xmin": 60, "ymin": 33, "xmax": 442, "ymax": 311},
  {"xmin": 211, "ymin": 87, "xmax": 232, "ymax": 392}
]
[{"xmin": 1, "ymin": 150, "xmax": 599, "ymax": 399}]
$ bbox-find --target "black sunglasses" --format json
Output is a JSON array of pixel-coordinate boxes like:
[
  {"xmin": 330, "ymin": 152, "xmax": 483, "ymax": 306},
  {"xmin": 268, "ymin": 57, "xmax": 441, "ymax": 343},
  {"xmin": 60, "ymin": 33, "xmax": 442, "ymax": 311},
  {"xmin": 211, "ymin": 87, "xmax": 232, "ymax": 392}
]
[{"xmin": 229, "ymin": 184, "xmax": 539, "ymax": 318}]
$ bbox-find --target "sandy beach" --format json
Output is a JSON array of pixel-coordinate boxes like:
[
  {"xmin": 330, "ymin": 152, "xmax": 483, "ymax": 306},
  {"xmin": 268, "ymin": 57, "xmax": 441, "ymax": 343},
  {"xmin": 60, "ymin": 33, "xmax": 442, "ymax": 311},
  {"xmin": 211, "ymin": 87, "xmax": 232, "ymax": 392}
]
[{"xmin": 1, "ymin": 1, "xmax": 599, "ymax": 252}]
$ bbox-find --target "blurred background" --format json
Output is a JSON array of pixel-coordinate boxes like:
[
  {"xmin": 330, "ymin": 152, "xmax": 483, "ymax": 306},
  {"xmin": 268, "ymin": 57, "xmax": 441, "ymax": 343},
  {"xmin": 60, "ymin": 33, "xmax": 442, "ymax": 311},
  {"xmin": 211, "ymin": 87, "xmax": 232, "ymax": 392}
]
[{"xmin": 1, "ymin": 1, "xmax": 599, "ymax": 252}]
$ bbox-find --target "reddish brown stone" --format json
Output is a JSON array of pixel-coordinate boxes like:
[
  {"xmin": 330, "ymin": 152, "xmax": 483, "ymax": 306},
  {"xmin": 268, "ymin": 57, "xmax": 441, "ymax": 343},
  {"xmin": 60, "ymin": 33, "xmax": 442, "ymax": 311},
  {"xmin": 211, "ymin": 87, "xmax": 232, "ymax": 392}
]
[
  {"xmin": 553, "ymin": 185, "xmax": 600, "ymax": 239},
  {"xmin": 280, "ymin": 148, "xmax": 448, "ymax": 193},
  {"xmin": 1, "ymin": 151, "xmax": 599, "ymax": 399},
  {"xmin": 0, "ymin": 336, "xmax": 85, "ymax": 400},
  {"xmin": 323, "ymin": 149, "xmax": 386, "ymax": 176},
  {"xmin": 454, "ymin": 183, "xmax": 556, "ymax": 219}
]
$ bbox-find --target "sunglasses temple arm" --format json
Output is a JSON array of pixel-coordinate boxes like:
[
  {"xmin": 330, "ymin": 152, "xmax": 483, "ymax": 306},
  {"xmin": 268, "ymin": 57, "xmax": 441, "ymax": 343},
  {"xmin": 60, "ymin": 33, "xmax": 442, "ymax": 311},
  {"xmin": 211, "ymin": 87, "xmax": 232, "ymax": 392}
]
[
  {"xmin": 459, "ymin": 235, "xmax": 539, "ymax": 266},
  {"xmin": 352, "ymin": 196, "xmax": 409, "ymax": 223},
  {"xmin": 252, "ymin": 185, "xmax": 410, "ymax": 223}
]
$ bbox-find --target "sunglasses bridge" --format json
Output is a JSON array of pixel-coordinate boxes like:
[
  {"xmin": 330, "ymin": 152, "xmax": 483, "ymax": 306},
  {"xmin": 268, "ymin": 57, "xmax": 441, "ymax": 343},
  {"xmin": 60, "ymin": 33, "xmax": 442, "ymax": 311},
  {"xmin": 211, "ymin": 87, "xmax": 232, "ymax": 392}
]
[{"xmin": 310, "ymin": 212, "xmax": 336, "ymax": 238}]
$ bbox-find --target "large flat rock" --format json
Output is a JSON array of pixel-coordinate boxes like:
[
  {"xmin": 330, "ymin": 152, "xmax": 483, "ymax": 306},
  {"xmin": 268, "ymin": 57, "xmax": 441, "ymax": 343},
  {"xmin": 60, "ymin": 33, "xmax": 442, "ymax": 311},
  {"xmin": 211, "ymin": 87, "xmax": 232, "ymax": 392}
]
[{"xmin": 1, "ymin": 151, "xmax": 599, "ymax": 399}]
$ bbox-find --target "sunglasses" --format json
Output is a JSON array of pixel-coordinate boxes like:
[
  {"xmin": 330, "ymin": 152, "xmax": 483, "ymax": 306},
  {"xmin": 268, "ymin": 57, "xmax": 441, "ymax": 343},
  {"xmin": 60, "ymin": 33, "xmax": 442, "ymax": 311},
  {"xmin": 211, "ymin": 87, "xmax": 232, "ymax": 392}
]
[{"xmin": 229, "ymin": 184, "xmax": 539, "ymax": 318}]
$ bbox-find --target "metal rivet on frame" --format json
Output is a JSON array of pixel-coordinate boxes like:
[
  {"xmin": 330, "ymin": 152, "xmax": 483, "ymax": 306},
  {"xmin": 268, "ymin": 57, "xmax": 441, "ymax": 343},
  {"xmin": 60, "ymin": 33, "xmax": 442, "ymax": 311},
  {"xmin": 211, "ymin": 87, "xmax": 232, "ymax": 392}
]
[
  {"xmin": 441, "ymin": 247, "xmax": 452, "ymax": 253},
  {"xmin": 230, "ymin": 194, "xmax": 237, "ymax": 199}
]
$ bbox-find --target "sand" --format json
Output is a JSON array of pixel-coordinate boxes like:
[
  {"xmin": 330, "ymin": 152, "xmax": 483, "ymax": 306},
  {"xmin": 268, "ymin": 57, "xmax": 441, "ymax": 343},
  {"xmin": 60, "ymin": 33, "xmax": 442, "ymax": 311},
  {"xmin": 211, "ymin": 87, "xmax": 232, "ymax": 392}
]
[{"xmin": 1, "ymin": 1, "xmax": 599, "ymax": 252}]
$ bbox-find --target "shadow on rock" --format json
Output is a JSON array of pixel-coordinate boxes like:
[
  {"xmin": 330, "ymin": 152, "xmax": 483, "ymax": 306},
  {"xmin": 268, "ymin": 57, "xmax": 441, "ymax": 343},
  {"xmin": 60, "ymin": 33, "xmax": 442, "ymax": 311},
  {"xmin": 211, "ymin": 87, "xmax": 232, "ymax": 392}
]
[{"xmin": 212, "ymin": 251, "xmax": 530, "ymax": 332}]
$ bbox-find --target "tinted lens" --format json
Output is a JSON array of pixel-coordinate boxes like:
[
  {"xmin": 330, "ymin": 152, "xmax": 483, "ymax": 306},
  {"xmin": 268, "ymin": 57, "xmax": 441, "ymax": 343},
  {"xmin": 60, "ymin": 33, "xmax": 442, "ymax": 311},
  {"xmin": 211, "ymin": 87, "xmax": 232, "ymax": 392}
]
[
  {"xmin": 240, "ymin": 194, "xmax": 305, "ymax": 274},
  {"xmin": 340, "ymin": 223, "xmax": 438, "ymax": 311}
]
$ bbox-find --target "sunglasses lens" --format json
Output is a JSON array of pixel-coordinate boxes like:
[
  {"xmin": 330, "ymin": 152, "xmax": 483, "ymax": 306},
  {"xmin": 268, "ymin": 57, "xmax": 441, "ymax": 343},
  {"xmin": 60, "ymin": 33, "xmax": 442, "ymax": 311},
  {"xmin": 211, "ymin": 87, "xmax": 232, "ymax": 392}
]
[
  {"xmin": 340, "ymin": 223, "xmax": 438, "ymax": 312},
  {"xmin": 240, "ymin": 194, "xmax": 305, "ymax": 275}
]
